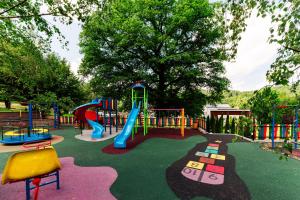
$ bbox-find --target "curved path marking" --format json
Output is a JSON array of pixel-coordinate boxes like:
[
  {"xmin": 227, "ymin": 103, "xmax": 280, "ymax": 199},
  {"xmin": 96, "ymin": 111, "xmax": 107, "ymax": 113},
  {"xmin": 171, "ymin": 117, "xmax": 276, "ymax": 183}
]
[
  {"xmin": 166, "ymin": 134, "xmax": 251, "ymax": 200},
  {"xmin": 0, "ymin": 157, "xmax": 118, "ymax": 200}
]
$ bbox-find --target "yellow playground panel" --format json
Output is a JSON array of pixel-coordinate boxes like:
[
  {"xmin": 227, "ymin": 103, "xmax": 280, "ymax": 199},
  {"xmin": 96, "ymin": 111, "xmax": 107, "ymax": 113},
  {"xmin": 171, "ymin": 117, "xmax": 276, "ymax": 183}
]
[
  {"xmin": 4, "ymin": 128, "xmax": 48, "ymax": 136},
  {"xmin": 32, "ymin": 128, "xmax": 49, "ymax": 134},
  {"xmin": 4, "ymin": 130, "xmax": 25, "ymax": 136},
  {"xmin": 1, "ymin": 147, "xmax": 61, "ymax": 184}
]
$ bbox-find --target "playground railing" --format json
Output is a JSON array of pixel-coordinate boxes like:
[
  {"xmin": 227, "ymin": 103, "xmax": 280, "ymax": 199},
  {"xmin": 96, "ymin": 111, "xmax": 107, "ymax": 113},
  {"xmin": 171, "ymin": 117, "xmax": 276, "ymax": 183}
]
[
  {"xmin": 0, "ymin": 126, "xmax": 27, "ymax": 141},
  {"xmin": 65, "ymin": 114, "xmax": 205, "ymax": 129},
  {"xmin": 253, "ymin": 124, "xmax": 300, "ymax": 140}
]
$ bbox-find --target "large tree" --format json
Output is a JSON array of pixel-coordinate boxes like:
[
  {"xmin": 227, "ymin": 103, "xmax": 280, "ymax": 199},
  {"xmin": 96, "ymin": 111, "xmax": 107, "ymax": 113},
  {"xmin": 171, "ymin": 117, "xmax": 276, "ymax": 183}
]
[
  {"xmin": 79, "ymin": 0, "xmax": 230, "ymax": 114},
  {"xmin": 247, "ymin": 87, "xmax": 280, "ymax": 124}
]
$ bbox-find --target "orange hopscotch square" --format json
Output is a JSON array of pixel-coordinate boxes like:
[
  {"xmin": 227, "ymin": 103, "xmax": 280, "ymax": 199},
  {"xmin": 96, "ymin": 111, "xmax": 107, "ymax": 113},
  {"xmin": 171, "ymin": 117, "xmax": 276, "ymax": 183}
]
[{"xmin": 199, "ymin": 157, "xmax": 215, "ymax": 165}]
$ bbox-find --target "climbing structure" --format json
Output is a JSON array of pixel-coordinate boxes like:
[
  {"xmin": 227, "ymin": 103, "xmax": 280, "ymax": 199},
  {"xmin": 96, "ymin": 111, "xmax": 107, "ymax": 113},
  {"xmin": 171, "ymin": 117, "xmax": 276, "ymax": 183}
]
[{"xmin": 131, "ymin": 82, "xmax": 148, "ymax": 136}]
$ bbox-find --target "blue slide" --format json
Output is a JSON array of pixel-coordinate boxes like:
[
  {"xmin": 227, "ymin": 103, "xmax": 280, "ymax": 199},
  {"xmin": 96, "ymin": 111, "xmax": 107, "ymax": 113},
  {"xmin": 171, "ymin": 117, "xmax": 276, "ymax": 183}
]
[
  {"xmin": 114, "ymin": 101, "xmax": 141, "ymax": 148},
  {"xmin": 87, "ymin": 119, "xmax": 105, "ymax": 139}
]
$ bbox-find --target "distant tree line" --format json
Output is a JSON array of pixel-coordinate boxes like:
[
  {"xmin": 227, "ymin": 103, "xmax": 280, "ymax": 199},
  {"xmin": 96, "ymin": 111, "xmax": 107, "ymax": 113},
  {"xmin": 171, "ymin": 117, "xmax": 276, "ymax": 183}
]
[{"xmin": 0, "ymin": 38, "xmax": 88, "ymax": 114}]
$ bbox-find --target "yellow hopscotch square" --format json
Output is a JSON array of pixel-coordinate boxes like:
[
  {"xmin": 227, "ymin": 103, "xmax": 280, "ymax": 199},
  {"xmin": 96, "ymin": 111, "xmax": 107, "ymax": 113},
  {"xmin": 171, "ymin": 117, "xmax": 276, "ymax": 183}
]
[
  {"xmin": 210, "ymin": 154, "xmax": 226, "ymax": 160},
  {"xmin": 186, "ymin": 161, "xmax": 204, "ymax": 170}
]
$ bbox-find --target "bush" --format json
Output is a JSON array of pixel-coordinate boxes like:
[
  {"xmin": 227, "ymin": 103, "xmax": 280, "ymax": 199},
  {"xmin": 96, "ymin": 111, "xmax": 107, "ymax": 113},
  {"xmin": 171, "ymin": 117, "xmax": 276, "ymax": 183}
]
[
  {"xmin": 230, "ymin": 118, "xmax": 236, "ymax": 134},
  {"xmin": 236, "ymin": 116, "xmax": 253, "ymax": 137},
  {"xmin": 225, "ymin": 115, "xmax": 230, "ymax": 134},
  {"xmin": 210, "ymin": 116, "xmax": 216, "ymax": 133},
  {"xmin": 216, "ymin": 115, "xmax": 224, "ymax": 133},
  {"xmin": 206, "ymin": 116, "xmax": 211, "ymax": 132}
]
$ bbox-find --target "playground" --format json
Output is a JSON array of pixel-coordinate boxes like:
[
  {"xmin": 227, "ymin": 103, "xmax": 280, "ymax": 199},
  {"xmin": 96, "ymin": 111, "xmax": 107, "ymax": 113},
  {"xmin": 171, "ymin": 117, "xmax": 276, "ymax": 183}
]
[
  {"xmin": 0, "ymin": 83, "xmax": 299, "ymax": 200},
  {"xmin": 1, "ymin": 127, "xmax": 300, "ymax": 200},
  {"xmin": 1, "ymin": 0, "xmax": 299, "ymax": 198}
]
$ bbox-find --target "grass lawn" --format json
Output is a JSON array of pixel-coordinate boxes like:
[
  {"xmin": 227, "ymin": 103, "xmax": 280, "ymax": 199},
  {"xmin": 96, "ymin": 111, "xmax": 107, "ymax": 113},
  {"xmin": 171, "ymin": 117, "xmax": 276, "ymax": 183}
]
[
  {"xmin": 228, "ymin": 142, "xmax": 300, "ymax": 200},
  {"xmin": 0, "ymin": 127, "xmax": 300, "ymax": 200}
]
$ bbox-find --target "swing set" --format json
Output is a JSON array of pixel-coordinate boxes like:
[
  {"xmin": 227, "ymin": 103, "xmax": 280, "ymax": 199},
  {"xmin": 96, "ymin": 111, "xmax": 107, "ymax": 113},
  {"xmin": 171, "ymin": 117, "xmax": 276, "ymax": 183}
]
[{"xmin": 130, "ymin": 82, "xmax": 185, "ymax": 140}]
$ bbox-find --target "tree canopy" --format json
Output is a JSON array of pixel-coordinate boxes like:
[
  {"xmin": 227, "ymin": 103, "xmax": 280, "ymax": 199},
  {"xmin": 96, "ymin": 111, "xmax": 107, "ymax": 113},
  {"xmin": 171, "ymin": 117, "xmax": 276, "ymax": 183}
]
[
  {"xmin": 247, "ymin": 87, "xmax": 279, "ymax": 124},
  {"xmin": 79, "ymin": 0, "xmax": 230, "ymax": 115},
  {"xmin": 0, "ymin": 0, "xmax": 105, "ymax": 45},
  {"xmin": 223, "ymin": 0, "xmax": 299, "ymax": 89},
  {"xmin": 0, "ymin": 39, "xmax": 87, "ymax": 113}
]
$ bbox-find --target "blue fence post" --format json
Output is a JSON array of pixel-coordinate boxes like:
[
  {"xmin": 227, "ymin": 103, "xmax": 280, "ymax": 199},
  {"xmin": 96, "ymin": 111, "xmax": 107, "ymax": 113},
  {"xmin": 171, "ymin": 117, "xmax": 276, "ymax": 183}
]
[
  {"xmin": 272, "ymin": 105, "xmax": 275, "ymax": 149},
  {"xmin": 116, "ymin": 99, "xmax": 118, "ymax": 132},
  {"xmin": 96, "ymin": 107, "xmax": 99, "ymax": 123},
  {"xmin": 53, "ymin": 103, "xmax": 59, "ymax": 129},
  {"xmin": 294, "ymin": 106, "xmax": 298, "ymax": 149},
  {"xmin": 28, "ymin": 103, "xmax": 33, "ymax": 132}
]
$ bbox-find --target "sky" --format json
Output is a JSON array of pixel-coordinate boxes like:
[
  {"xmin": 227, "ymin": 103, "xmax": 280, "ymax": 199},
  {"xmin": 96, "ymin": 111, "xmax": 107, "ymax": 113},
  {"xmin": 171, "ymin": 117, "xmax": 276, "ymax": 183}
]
[{"xmin": 50, "ymin": 12, "xmax": 279, "ymax": 92}]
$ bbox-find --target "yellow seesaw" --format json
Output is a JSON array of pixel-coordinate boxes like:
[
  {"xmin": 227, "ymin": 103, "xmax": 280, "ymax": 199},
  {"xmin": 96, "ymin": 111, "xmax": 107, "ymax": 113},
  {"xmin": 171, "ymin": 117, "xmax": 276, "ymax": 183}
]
[{"xmin": 1, "ymin": 147, "xmax": 61, "ymax": 200}]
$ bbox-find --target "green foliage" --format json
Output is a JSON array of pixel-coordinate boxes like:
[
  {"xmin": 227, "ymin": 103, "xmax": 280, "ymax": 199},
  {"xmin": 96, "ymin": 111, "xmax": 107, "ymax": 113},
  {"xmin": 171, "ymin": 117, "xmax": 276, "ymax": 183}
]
[
  {"xmin": 206, "ymin": 116, "xmax": 211, "ymax": 132},
  {"xmin": 0, "ymin": 40, "xmax": 88, "ymax": 114},
  {"xmin": 0, "ymin": 1, "xmax": 105, "ymax": 46},
  {"xmin": 236, "ymin": 116, "xmax": 253, "ymax": 137},
  {"xmin": 216, "ymin": 115, "xmax": 224, "ymax": 133},
  {"xmin": 230, "ymin": 117, "xmax": 236, "ymax": 134},
  {"xmin": 225, "ymin": 115, "xmax": 230, "ymax": 134},
  {"xmin": 223, "ymin": 0, "xmax": 300, "ymax": 91},
  {"xmin": 222, "ymin": 86, "xmax": 300, "ymax": 109},
  {"xmin": 79, "ymin": 0, "xmax": 230, "ymax": 115},
  {"xmin": 210, "ymin": 116, "xmax": 216, "ymax": 133},
  {"xmin": 247, "ymin": 87, "xmax": 280, "ymax": 124},
  {"xmin": 222, "ymin": 90, "xmax": 253, "ymax": 108}
]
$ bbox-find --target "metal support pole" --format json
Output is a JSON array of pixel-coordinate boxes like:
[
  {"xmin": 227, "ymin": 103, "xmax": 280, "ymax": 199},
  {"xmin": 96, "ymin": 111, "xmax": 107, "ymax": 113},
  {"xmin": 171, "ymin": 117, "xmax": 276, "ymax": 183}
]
[
  {"xmin": 96, "ymin": 108, "xmax": 99, "ymax": 123},
  {"xmin": 29, "ymin": 103, "xmax": 33, "ymax": 133},
  {"xmin": 116, "ymin": 99, "xmax": 118, "ymax": 132},
  {"xmin": 56, "ymin": 171, "xmax": 60, "ymax": 189},
  {"xmin": 143, "ymin": 87, "xmax": 146, "ymax": 135},
  {"xmin": 294, "ymin": 106, "xmax": 298, "ymax": 149},
  {"xmin": 25, "ymin": 179, "xmax": 31, "ymax": 200},
  {"xmin": 104, "ymin": 110, "xmax": 107, "ymax": 132},
  {"xmin": 181, "ymin": 108, "xmax": 185, "ymax": 137},
  {"xmin": 109, "ymin": 110, "xmax": 112, "ymax": 135}
]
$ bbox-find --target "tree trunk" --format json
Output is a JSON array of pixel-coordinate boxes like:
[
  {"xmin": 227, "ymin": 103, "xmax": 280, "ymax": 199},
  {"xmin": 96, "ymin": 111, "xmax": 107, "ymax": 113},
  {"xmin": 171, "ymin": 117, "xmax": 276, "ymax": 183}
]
[
  {"xmin": 157, "ymin": 68, "xmax": 166, "ymax": 108},
  {"xmin": 4, "ymin": 100, "xmax": 11, "ymax": 109}
]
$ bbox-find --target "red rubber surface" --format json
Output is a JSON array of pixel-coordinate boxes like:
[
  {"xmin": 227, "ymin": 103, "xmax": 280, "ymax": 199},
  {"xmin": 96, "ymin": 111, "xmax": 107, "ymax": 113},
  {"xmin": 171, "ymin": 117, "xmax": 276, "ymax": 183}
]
[{"xmin": 102, "ymin": 128, "xmax": 201, "ymax": 154}]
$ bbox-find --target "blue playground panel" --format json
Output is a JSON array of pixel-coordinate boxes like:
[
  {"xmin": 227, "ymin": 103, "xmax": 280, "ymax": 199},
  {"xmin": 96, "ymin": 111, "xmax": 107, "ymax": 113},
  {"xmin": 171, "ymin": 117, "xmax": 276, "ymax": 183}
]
[{"xmin": 0, "ymin": 134, "xmax": 52, "ymax": 145}]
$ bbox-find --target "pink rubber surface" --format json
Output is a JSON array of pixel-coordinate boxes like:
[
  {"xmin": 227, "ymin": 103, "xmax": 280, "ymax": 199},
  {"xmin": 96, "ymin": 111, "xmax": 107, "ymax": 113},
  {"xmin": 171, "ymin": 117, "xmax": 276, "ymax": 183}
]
[{"xmin": 0, "ymin": 157, "xmax": 118, "ymax": 200}]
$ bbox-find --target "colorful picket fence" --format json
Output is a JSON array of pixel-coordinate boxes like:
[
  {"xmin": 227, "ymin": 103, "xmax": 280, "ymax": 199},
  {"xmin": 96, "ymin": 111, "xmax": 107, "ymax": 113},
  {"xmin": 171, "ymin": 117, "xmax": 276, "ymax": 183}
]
[
  {"xmin": 122, "ymin": 116, "xmax": 197, "ymax": 128},
  {"xmin": 253, "ymin": 124, "xmax": 300, "ymax": 140},
  {"xmin": 60, "ymin": 116, "xmax": 75, "ymax": 125},
  {"xmin": 60, "ymin": 115, "xmax": 203, "ymax": 128}
]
